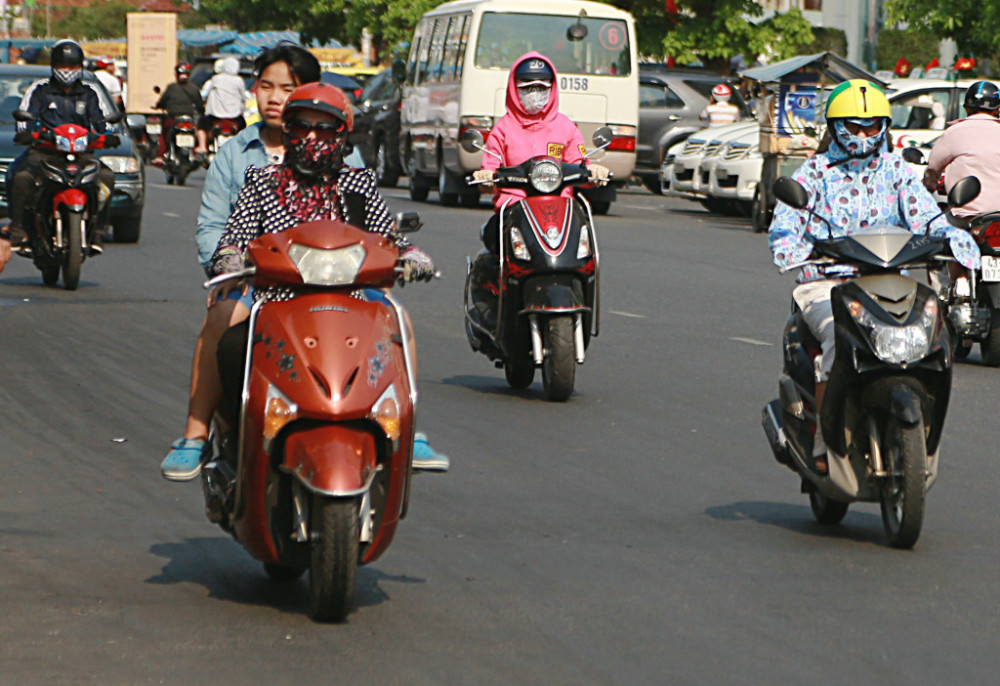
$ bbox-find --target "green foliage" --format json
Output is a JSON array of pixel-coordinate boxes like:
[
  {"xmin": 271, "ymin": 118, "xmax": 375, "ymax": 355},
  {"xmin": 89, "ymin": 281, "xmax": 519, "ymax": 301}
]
[
  {"xmin": 886, "ymin": 0, "xmax": 1000, "ymax": 58},
  {"xmin": 876, "ymin": 28, "xmax": 940, "ymax": 71},
  {"xmin": 31, "ymin": 0, "xmax": 134, "ymax": 39},
  {"xmin": 803, "ymin": 27, "xmax": 848, "ymax": 58}
]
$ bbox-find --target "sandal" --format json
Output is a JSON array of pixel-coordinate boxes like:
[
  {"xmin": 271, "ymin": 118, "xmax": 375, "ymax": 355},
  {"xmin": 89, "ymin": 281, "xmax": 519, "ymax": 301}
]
[{"xmin": 161, "ymin": 438, "xmax": 208, "ymax": 481}]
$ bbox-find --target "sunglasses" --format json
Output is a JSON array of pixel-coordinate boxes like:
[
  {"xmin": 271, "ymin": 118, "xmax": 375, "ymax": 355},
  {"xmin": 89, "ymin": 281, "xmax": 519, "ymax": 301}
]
[
  {"xmin": 285, "ymin": 118, "xmax": 346, "ymax": 141},
  {"xmin": 844, "ymin": 120, "xmax": 883, "ymax": 136}
]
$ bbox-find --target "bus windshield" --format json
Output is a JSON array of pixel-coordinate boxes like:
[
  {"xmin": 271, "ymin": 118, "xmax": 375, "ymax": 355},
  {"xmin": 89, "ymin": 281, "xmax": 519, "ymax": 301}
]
[{"xmin": 474, "ymin": 12, "xmax": 631, "ymax": 77}]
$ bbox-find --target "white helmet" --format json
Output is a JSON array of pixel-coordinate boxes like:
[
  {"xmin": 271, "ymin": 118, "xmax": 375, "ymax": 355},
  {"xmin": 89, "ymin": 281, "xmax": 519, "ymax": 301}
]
[{"xmin": 712, "ymin": 83, "xmax": 732, "ymax": 104}]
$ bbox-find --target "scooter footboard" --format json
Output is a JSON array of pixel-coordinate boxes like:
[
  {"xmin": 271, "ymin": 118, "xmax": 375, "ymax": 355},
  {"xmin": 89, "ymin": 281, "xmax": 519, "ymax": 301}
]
[{"xmin": 282, "ymin": 424, "xmax": 378, "ymax": 497}]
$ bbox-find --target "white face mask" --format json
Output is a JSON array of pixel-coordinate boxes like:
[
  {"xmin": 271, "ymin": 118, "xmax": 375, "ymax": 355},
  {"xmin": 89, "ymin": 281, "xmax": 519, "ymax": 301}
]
[{"xmin": 518, "ymin": 88, "xmax": 550, "ymax": 115}]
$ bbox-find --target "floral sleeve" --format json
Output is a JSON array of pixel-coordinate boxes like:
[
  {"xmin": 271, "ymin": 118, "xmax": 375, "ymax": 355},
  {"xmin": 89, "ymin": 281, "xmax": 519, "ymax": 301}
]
[
  {"xmin": 768, "ymin": 161, "xmax": 819, "ymax": 270},
  {"xmin": 898, "ymin": 162, "xmax": 981, "ymax": 270}
]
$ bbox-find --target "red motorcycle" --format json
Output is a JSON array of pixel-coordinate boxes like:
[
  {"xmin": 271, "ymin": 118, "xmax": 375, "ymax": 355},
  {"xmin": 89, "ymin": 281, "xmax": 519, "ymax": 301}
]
[
  {"xmin": 204, "ymin": 117, "xmax": 241, "ymax": 167},
  {"xmin": 201, "ymin": 215, "xmax": 424, "ymax": 622},
  {"xmin": 12, "ymin": 110, "xmax": 119, "ymax": 290}
]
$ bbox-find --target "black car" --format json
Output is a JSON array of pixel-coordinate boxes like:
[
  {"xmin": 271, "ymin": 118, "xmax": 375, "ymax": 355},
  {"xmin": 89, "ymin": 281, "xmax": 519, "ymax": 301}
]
[
  {"xmin": 0, "ymin": 65, "xmax": 145, "ymax": 242},
  {"xmin": 347, "ymin": 67, "xmax": 401, "ymax": 187},
  {"xmin": 636, "ymin": 65, "xmax": 749, "ymax": 194}
]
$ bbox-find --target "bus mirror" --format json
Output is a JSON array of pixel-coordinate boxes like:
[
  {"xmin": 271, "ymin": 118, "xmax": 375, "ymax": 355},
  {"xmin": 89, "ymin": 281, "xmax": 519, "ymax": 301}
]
[
  {"xmin": 568, "ymin": 10, "xmax": 588, "ymax": 41},
  {"xmin": 392, "ymin": 58, "xmax": 406, "ymax": 84},
  {"xmin": 591, "ymin": 126, "xmax": 613, "ymax": 151},
  {"xmin": 460, "ymin": 128, "xmax": 484, "ymax": 153}
]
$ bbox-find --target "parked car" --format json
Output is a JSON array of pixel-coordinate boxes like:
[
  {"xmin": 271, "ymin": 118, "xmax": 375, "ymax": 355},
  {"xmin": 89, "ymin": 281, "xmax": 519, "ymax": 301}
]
[
  {"xmin": 348, "ymin": 67, "xmax": 402, "ymax": 187},
  {"xmin": 320, "ymin": 71, "xmax": 363, "ymax": 103},
  {"xmin": 707, "ymin": 131, "xmax": 761, "ymax": 216},
  {"xmin": 0, "ymin": 65, "xmax": 145, "ymax": 243},
  {"xmin": 665, "ymin": 120, "xmax": 757, "ymax": 200},
  {"xmin": 636, "ymin": 65, "xmax": 750, "ymax": 194}
]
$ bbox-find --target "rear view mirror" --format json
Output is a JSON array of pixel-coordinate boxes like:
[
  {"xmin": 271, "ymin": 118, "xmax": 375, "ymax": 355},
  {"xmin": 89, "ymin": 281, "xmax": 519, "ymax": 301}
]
[
  {"xmin": 396, "ymin": 211, "xmax": 422, "ymax": 233},
  {"xmin": 773, "ymin": 176, "xmax": 810, "ymax": 210},
  {"xmin": 948, "ymin": 175, "xmax": 981, "ymax": 209},
  {"xmin": 13, "ymin": 109, "xmax": 36, "ymax": 123},
  {"xmin": 392, "ymin": 58, "xmax": 406, "ymax": 84},
  {"xmin": 567, "ymin": 10, "xmax": 588, "ymax": 41},
  {"xmin": 460, "ymin": 128, "xmax": 484, "ymax": 153},
  {"xmin": 900, "ymin": 147, "xmax": 925, "ymax": 165},
  {"xmin": 591, "ymin": 126, "xmax": 613, "ymax": 150}
]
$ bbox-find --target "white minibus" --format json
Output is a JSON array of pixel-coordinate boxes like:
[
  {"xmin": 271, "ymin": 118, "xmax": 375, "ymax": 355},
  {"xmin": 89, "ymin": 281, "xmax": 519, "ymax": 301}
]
[{"xmin": 398, "ymin": 0, "xmax": 638, "ymax": 213}]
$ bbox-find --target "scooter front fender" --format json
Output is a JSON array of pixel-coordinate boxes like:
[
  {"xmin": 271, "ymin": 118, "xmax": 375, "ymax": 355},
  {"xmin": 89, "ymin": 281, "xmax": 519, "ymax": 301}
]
[
  {"xmin": 520, "ymin": 274, "xmax": 587, "ymax": 314},
  {"xmin": 282, "ymin": 424, "xmax": 378, "ymax": 497}
]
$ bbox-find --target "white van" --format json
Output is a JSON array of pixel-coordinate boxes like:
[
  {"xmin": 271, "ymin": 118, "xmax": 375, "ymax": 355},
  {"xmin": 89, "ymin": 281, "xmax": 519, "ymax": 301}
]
[{"xmin": 399, "ymin": 0, "xmax": 638, "ymax": 213}]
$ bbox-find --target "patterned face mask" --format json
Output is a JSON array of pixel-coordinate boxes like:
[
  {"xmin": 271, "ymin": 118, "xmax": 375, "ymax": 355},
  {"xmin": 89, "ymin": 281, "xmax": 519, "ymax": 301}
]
[
  {"xmin": 284, "ymin": 135, "xmax": 344, "ymax": 177},
  {"xmin": 518, "ymin": 87, "xmax": 550, "ymax": 115},
  {"xmin": 52, "ymin": 67, "xmax": 82, "ymax": 87},
  {"xmin": 831, "ymin": 118, "xmax": 886, "ymax": 159}
]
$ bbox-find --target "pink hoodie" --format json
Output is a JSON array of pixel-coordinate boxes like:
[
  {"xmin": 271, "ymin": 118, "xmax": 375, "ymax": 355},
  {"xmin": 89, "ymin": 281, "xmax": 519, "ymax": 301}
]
[{"xmin": 481, "ymin": 52, "xmax": 587, "ymax": 211}]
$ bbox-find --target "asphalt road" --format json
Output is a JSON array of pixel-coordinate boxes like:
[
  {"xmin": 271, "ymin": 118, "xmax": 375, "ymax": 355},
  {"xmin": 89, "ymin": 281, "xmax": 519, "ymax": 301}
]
[{"xmin": 2, "ymin": 171, "xmax": 1000, "ymax": 684}]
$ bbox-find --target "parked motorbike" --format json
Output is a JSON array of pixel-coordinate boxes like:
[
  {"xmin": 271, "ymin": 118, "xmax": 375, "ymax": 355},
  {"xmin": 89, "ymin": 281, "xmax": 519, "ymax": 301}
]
[
  {"xmin": 761, "ymin": 175, "xmax": 979, "ymax": 549},
  {"xmin": 200, "ymin": 214, "xmax": 425, "ymax": 621},
  {"xmin": 203, "ymin": 116, "xmax": 241, "ymax": 168},
  {"xmin": 162, "ymin": 114, "xmax": 198, "ymax": 185},
  {"xmin": 11, "ymin": 109, "xmax": 120, "ymax": 290},
  {"xmin": 460, "ymin": 127, "xmax": 611, "ymax": 401},
  {"xmin": 125, "ymin": 113, "xmax": 160, "ymax": 164}
]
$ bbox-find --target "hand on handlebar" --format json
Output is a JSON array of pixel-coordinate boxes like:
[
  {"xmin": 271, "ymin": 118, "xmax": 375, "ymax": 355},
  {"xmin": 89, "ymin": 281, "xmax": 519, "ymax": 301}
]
[
  {"xmin": 472, "ymin": 169, "xmax": 496, "ymax": 191},
  {"xmin": 398, "ymin": 245, "xmax": 436, "ymax": 284},
  {"xmin": 588, "ymin": 164, "xmax": 610, "ymax": 187}
]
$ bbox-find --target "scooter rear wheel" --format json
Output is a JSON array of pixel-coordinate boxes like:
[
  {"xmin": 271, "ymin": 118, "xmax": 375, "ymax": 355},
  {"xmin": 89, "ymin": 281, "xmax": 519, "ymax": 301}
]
[
  {"xmin": 309, "ymin": 495, "xmax": 359, "ymax": 622},
  {"xmin": 41, "ymin": 264, "xmax": 59, "ymax": 286},
  {"xmin": 504, "ymin": 358, "xmax": 534, "ymax": 389},
  {"xmin": 808, "ymin": 491, "xmax": 849, "ymax": 525}
]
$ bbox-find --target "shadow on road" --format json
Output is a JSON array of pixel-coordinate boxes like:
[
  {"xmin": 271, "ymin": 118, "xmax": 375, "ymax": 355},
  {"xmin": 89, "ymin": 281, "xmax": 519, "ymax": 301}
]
[
  {"xmin": 146, "ymin": 537, "xmax": 424, "ymax": 616},
  {"xmin": 705, "ymin": 500, "xmax": 887, "ymax": 546}
]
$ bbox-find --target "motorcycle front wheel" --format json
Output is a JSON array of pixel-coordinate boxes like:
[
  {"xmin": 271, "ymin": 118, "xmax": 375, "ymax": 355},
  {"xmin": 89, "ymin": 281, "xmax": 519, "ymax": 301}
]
[
  {"xmin": 309, "ymin": 495, "xmax": 359, "ymax": 622},
  {"xmin": 541, "ymin": 315, "xmax": 575, "ymax": 401},
  {"xmin": 62, "ymin": 212, "xmax": 83, "ymax": 291},
  {"xmin": 879, "ymin": 416, "xmax": 926, "ymax": 549}
]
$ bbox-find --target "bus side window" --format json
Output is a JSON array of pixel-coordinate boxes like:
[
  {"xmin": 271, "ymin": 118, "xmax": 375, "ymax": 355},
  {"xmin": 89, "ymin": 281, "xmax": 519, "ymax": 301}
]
[
  {"xmin": 441, "ymin": 15, "xmax": 460, "ymax": 82},
  {"xmin": 455, "ymin": 14, "xmax": 470, "ymax": 80},
  {"xmin": 426, "ymin": 18, "xmax": 446, "ymax": 83},
  {"xmin": 407, "ymin": 34, "xmax": 422, "ymax": 84},
  {"xmin": 416, "ymin": 19, "xmax": 434, "ymax": 84}
]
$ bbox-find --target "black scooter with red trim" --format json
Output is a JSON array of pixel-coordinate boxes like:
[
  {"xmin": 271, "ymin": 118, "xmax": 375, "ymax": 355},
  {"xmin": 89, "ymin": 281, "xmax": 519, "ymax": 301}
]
[{"xmin": 461, "ymin": 127, "xmax": 611, "ymax": 401}]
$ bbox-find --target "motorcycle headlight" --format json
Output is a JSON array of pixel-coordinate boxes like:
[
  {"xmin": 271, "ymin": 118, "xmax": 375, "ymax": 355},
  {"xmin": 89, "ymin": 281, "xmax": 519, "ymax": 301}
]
[
  {"xmin": 55, "ymin": 135, "xmax": 72, "ymax": 153},
  {"xmin": 101, "ymin": 155, "xmax": 141, "ymax": 174},
  {"xmin": 288, "ymin": 242, "xmax": 366, "ymax": 286},
  {"xmin": 509, "ymin": 226, "xmax": 530, "ymax": 260},
  {"xmin": 849, "ymin": 298, "xmax": 936, "ymax": 366},
  {"xmin": 529, "ymin": 160, "xmax": 562, "ymax": 194}
]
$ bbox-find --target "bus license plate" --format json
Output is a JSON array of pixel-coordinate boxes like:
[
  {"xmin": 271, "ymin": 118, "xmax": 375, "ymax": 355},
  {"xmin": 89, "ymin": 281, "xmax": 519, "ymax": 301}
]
[
  {"xmin": 175, "ymin": 134, "xmax": 195, "ymax": 148},
  {"xmin": 982, "ymin": 255, "xmax": 1000, "ymax": 282}
]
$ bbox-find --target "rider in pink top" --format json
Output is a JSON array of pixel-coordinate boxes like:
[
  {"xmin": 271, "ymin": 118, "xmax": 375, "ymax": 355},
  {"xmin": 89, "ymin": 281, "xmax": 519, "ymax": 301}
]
[{"xmin": 476, "ymin": 52, "xmax": 607, "ymax": 212}]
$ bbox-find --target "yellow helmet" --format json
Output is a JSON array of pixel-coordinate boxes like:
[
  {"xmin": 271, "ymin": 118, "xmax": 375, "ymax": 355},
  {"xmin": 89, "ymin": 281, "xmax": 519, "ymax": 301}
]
[{"xmin": 825, "ymin": 79, "xmax": 891, "ymax": 120}]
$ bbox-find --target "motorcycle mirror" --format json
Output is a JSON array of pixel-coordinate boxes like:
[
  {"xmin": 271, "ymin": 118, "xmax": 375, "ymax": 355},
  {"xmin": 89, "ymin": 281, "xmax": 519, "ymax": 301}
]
[
  {"xmin": 773, "ymin": 176, "xmax": 810, "ymax": 210},
  {"xmin": 900, "ymin": 147, "xmax": 925, "ymax": 165},
  {"xmin": 567, "ymin": 10, "xmax": 588, "ymax": 41},
  {"xmin": 948, "ymin": 175, "xmax": 980, "ymax": 208},
  {"xmin": 591, "ymin": 126, "xmax": 613, "ymax": 151},
  {"xmin": 152, "ymin": 85, "xmax": 161, "ymax": 94},
  {"xmin": 104, "ymin": 111, "xmax": 124, "ymax": 125},
  {"xmin": 395, "ymin": 211, "xmax": 422, "ymax": 233},
  {"xmin": 460, "ymin": 128, "xmax": 485, "ymax": 153},
  {"xmin": 391, "ymin": 58, "xmax": 406, "ymax": 84},
  {"xmin": 12, "ymin": 109, "xmax": 36, "ymax": 123}
]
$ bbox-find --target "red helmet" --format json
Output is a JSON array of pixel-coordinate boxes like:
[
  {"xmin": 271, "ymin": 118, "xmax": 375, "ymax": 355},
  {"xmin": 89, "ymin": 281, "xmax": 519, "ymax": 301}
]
[
  {"xmin": 95, "ymin": 58, "xmax": 112, "ymax": 69},
  {"xmin": 283, "ymin": 82, "xmax": 353, "ymax": 132},
  {"xmin": 712, "ymin": 83, "xmax": 732, "ymax": 99}
]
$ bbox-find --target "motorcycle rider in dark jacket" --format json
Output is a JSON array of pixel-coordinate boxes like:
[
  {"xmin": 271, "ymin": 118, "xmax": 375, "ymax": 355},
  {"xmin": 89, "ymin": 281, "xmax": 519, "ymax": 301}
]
[
  {"xmin": 9, "ymin": 39, "xmax": 116, "ymax": 253},
  {"xmin": 151, "ymin": 61, "xmax": 203, "ymax": 166}
]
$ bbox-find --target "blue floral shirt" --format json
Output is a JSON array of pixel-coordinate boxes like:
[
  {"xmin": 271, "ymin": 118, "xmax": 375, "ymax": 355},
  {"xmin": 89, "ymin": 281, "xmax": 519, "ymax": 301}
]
[{"xmin": 769, "ymin": 149, "xmax": 980, "ymax": 277}]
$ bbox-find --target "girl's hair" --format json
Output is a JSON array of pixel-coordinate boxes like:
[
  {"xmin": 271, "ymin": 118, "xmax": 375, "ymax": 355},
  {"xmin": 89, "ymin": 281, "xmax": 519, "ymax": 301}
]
[{"xmin": 253, "ymin": 42, "xmax": 321, "ymax": 86}]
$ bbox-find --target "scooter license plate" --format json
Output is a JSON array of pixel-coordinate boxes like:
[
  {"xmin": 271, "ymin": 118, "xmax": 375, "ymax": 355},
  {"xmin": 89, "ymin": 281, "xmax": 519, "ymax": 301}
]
[
  {"xmin": 981, "ymin": 255, "xmax": 1000, "ymax": 282},
  {"xmin": 146, "ymin": 124, "xmax": 162, "ymax": 134},
  {"xmin": 175, "ymin": 134, "xmax": 195, "ymax": 148}
]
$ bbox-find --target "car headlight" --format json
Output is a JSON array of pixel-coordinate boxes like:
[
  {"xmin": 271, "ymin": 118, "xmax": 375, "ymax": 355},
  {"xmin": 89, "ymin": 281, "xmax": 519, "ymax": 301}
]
[
  {"xmin": 529, "ymin": 160, "xmax": 562, "ymax": 194},
  {"xmin": 849, "ymin": 298, "xmax": 936, "ymax": 365},
  {"xmin": 101, "ymin": 155, "xmax": 141, "ymax": 174},
  {"xmin": 288, "ymin": 242, "xmax": 366, "ymax": 286}
]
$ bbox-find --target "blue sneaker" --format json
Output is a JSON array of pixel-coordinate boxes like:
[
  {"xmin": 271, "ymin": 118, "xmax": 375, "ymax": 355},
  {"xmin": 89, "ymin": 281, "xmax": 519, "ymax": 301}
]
[
  {"xmin": 161, "ymin": 438, "xmax": 209, "ymax": 481},
  {"xmin": 412, "ymin": 432, "xmax": 449, "ymax": 472}
]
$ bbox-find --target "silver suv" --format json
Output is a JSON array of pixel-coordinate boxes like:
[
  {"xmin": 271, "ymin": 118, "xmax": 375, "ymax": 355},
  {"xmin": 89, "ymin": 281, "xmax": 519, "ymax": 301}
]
[{"xmin": 636, "ymin": 65, "xmax": 749, "ymax": 194}]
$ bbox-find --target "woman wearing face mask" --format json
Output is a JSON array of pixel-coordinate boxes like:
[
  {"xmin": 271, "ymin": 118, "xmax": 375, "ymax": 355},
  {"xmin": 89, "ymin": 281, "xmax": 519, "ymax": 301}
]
[{"xmin": 472, "ymin": 52, "xmax": 609, "ymax": 253}]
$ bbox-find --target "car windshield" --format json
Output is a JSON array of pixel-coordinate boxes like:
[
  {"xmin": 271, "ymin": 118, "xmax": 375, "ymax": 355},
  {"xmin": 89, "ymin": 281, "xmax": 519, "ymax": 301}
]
[{"xmin": 475, "ymin": 13, "xmax": 631, "ymax": 76}]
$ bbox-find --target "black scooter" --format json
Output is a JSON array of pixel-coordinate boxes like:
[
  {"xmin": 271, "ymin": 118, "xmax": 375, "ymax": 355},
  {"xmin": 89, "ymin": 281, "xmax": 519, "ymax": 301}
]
[
  {"xmin": 761, "ymin": 175, "xmax": 979, "ymax": 549},
  {"xmin": 461, "ymin": 127, "xmax": 611, "ymax": 401}
]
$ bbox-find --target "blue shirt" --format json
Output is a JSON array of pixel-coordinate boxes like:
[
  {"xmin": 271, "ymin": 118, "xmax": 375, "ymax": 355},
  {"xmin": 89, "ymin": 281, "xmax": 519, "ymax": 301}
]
[{"xmin": 195, "ymin": 121, "xmax": 366, "ymax": 270}]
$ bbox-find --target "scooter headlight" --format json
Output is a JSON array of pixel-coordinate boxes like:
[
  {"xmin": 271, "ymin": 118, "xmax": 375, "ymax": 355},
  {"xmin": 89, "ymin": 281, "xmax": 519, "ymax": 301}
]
[
  {"xmin": 529, "ymin": 160, "xmax": 562, "ymax": 194},
  {"xmin": 263, "ymin": 383, "xmax": 298, "ymax": 449},
  {"xmin": 288, "ymin": 242, "xmax": 366, "ymax": 286},
  {"xmin": 848, "ymin": 298, "xmax": 936, "ymax": 366},
  {"xmin": 509, "ymin": 227, "xmax": 530, "ymax": 260}
]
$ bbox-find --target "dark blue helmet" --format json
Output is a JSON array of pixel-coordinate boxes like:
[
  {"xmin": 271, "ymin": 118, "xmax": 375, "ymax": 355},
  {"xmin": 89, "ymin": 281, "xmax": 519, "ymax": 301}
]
[{"xmin": 514, "ymin": 57, "xmax": 554, "ymax": 82}]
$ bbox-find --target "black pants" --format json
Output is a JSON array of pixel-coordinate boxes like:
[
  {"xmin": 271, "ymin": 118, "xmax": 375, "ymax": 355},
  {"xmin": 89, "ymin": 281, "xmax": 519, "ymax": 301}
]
[
  {"xmin": 217, "ymin": 319, "xmax": 250, "ymax": 421},
  {"xmin": 10, "ymin": 148, "xmax": 115, "ymax": 235}
]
